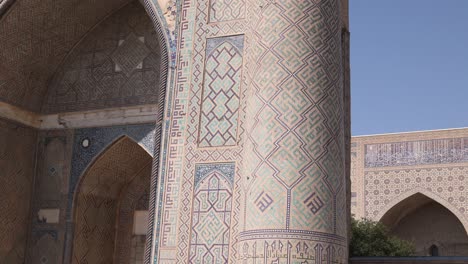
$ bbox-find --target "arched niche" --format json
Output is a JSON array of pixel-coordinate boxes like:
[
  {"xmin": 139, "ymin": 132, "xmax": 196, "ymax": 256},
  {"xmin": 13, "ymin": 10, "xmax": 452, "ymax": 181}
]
[
  {"xmin": 71, "ymin": 136, "xmax": 152, "ymax": 264},
  {"xmin": 379, "ymin": 189, "xmax": 468, "ymax": 256},
  {"xmin": 378, "ymin": 188, "xmax": 468, "ymax": 235}
]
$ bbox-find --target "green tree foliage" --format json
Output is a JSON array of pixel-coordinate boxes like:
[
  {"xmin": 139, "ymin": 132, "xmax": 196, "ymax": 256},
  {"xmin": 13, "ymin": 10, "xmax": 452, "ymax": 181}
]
[{"xmin": 350, "ymin": 218, "xmax": 415, "ymax": 257}]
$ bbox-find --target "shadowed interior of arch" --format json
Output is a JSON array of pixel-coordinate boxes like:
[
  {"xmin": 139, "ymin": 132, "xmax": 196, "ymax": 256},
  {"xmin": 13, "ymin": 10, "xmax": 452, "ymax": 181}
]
[
  {"xmin": 72, "ymin": 136, "xmax": 152, "ymax": 263},
  {"xmin": 380, "ymin": 192, "xmax": 468, "ymax": 256}
]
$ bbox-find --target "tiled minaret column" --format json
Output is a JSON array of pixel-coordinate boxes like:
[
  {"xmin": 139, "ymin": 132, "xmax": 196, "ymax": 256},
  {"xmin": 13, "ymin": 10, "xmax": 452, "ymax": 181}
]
[{"xmin": 240, "ymin": 0, "xmax": 348, "ymax": 263}]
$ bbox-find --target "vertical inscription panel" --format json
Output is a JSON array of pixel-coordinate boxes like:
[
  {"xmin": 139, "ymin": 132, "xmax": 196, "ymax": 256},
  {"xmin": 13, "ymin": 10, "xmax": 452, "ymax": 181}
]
[
  {"xmin": 209, "ymin": 0, "xmax": 245, "ymax": 23},
  {"xmin": 189, "ymin": 163, "xmax": 235, "ymax": 263},
  {"xmin": 198, "ymin": 35, "xmax": 244, "ymax": 148}
]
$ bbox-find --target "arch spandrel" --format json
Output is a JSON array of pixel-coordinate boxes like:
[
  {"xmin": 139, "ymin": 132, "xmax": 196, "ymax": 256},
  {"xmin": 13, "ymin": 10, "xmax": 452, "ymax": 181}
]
[{"xmin": 377, "ymin": 187, "xmax": 468, "ymax": 236}]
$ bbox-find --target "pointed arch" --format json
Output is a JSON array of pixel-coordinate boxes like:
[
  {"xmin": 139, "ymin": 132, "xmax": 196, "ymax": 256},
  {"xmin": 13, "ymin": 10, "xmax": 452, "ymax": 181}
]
[
  {"xmin": 70, "ymin": 136, "xmax": 153, "ymax": 264},
  {"xmin": 377, "ymin": 187, "xmax": 468, "ymax": 235},
  {"xmin": 70, "ymin": 134, "xmax": 152, "ymax": 211}
]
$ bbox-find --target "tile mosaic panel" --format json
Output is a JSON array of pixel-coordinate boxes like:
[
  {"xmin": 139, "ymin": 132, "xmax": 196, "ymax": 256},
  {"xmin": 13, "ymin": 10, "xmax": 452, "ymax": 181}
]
[
  {"xmin": 365, "ymin": 137, "xmax": 468, "ymax": 168},
  {"xmin": 198, "ymin": 35, "xmax": 244, "ymax": 148},
  {"xmin": 152, "ymin": 0, "xmax": 247, "ymax": 261},
  {"xmin": 208, "ymin": 0, "xmax": 245, "ymax": 23},
  {"xmin": 364, "ymin": 167, "xmax": 468, "ymax": 228},
  {"xmin": 44, "ymin": 2, "xmax": 161, "ymax": 113},
  {"xmin": 153, "ymin": 0, "xmax": 348, "ymax": 263},
  {"xmin": 0, "ymin": 0, "xmax": 131, "ymax": 112},
  {"xmin": 240, "ymin": 0, "xmax": 347, "ymax": 262},
  {"xmin": 0, "ymin": 0, "xmax": 173, "ymax": 113},
  {"xmin": 189, "ymin": 163, "xmax": 235, "ymax": 263},
  {"xmin": 239, "ymin": 233, "xmax": 347, "ymax": 263}
]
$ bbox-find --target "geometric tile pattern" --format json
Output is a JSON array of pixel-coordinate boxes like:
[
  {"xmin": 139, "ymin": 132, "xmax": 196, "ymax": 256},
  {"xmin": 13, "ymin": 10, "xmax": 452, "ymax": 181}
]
[
  {"xmin": 111, "ymin": 33, "xmax": 151, "ymax": 77},
  {"xmin": 351, "ymin": 129, "xmax": 468, "ymax": 238},
  {"xmin": 0, "ymin": 0, "xmax": 175, "ymax": 115},
  {"xmin": 69, "ymin": 123, "xmax": 155, "ymax": 210},
  {"xmin": 0, "ymin": 0, "xmax": 131, "ymax": 112},
  {"xmin": 198, "ymin": 36, "xmax": 244, "ymax": 147},
  {"xmin": 189, "ymin": 163, "xmax": 234, "ymax": 263},
  {"xmin": 208, "ymin": 0, "xmax": 245, "ymax": 23},
  {"xmin": 152, "ymin": 0, "xmax": 350, "ymax": 263},
  {"xmin": 364, "ymin": 167, "xmax": 468, "ymax": 231},
  {"xmin": 240, "ymin": 0, "xmax": 347, "ymax": 262},
  {"xmin": 153, "ymin": 0, "xmax": 247, "ymax": 261},
  {"xmin": 115, "ymin": 162, "xmax": 151, "ymax": 264},
  {"xmin": 43, "ymin": 1, "xmax": 161, "ymax": 113}
]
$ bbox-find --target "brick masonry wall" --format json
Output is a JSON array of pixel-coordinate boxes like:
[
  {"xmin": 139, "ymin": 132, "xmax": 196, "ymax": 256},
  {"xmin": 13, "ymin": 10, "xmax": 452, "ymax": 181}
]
[{"xmin": 0, "ymin": 118, "xmax": 37, "ymax": 263}]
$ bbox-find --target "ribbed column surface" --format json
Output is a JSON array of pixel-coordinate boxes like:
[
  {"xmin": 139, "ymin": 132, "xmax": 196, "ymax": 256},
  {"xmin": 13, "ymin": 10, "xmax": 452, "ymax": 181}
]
[{"xmin": 240, "ymin": 0, "xmax": 348, "ymax": 263}]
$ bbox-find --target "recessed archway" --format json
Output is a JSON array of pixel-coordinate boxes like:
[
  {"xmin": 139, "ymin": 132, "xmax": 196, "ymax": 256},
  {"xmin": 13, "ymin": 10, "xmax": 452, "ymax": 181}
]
[
  {"xmin": 377, "ymin": 188, "xmax": 468, "ymax": 235},
  {"xmin": 71, "ymin": 136, "xmax": 152, "ymax": 264},
  {"xmin": 379, "ymin": 191, "xmax": 468, "ymax": 256}
]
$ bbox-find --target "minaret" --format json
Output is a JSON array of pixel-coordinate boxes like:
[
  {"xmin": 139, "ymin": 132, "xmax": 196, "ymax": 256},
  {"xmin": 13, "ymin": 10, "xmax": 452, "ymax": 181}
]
[{"xmin": 240, "ymin": 0, "xmax": 348, "ymax": 262}]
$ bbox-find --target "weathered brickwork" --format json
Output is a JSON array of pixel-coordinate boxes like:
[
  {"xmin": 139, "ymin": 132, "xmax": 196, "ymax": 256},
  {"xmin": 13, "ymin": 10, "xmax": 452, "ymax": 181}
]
[
  {"xmin": 0, "ymin": 118, "xmax": 37, "ymax": 264},
  {"xmin": 27, "ymin": 130, "xmax": 73, "ymax": 264}
]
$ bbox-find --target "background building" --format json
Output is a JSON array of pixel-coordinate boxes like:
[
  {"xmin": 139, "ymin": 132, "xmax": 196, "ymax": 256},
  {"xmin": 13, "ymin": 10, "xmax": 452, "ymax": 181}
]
[{"xmin": 351, "ymin": 128, "xmax": 468, "ymax": 256}]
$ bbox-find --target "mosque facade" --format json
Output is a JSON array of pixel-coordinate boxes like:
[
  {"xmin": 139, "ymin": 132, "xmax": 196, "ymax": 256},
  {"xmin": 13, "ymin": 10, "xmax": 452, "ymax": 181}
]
[
  {"xmin": 0, "ymin": 0, "xmax": 466, "ymax": 263},
  {"xmin": 0, "ymin": 0, "xmax": 351, "ymax": 262}
]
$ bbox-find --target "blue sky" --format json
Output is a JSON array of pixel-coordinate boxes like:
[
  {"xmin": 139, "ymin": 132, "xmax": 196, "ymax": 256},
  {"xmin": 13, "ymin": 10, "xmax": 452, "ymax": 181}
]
[{"xmin": 350, "ymin": 1, "xmax": 468, "ymax": 135}]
